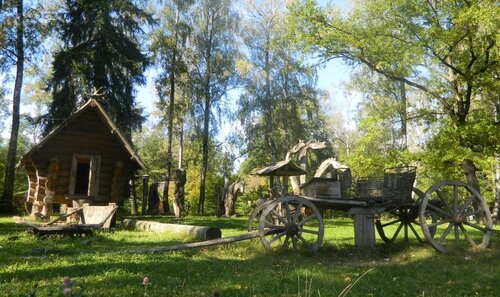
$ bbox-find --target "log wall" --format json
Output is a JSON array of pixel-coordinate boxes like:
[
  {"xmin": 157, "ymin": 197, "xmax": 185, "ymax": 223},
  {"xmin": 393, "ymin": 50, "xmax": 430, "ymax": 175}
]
[{"xmin": 25, "ymin": 108, "xmax": 137, "ymax": 205}]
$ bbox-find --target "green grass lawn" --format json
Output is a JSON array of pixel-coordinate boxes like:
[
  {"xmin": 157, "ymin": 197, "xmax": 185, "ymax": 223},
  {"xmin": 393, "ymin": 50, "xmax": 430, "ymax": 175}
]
[{"xmin": 1, "ymin": 213, "xmax": 499, "ymax": 297}]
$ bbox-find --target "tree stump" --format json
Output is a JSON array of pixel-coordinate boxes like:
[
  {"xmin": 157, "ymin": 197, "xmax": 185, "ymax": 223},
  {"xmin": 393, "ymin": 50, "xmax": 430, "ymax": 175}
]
[
  {"xmin": 147, "ymin": 182, "xmax": 160, "ymax": 215},
  {"xmin": 173, "ymin": 168, "xmax": 186, "ymax": 218}
]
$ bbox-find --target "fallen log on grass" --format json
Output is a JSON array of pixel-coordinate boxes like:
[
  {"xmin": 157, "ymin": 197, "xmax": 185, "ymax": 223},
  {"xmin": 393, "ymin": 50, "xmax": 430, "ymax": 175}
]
[{"xmin": 122, "ymin": 219, "xmax": 222, "ymax": 241}]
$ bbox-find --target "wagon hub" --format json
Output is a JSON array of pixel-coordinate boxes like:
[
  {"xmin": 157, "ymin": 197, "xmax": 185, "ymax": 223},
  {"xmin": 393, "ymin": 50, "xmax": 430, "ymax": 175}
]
[
  {"xmin": 397, "ymin": 206, "xmax": 419, "ymax": 224},
  {"xmin": 285, "ymin": 223, "xmax": 300, "ymax": 236},
  {"xmin": 452, "ymin": 213, "xmax": 466, "ymax": 224}
]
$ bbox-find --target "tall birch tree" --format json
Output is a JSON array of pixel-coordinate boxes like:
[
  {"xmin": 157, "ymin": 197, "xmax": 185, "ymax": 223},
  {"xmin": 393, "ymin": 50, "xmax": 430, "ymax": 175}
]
[
  {"xmin": 0, "ymin": 0, "xmax": 24, "ymax": 212},
  {"xmin": 238, "ymin": 0, "xmax": 330, "ymax": 173},
  {"xmin": 150, "ymin": 0, "xmax": 193, "ymax": 216},
  {"xmin": 185, "ymin": 0, "xmax": 239, "ymax": 214}
]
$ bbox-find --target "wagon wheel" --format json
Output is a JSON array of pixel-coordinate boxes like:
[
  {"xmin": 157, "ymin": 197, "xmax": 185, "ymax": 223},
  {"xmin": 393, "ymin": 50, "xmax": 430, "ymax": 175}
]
[
  {"xmin": 258, "ymin": 196, "xmax": 324, "ymax": 253},
  {"xmin": 375, "ymin": 188, "xmax": 431, "ymax": 243},
  {"xmin": 419, "ymin": 181, "xmax": 493, "ymax": 253},
  {"xmin": 247, "ymin": 199, "xmax": 274, "ymax": 232}
]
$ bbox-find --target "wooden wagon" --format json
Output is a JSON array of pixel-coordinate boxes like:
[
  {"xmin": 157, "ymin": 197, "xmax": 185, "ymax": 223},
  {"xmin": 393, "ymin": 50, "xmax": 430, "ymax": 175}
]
[{"xmin": 248, "ymin": 161, "xmax": 493, "ymax": 253}]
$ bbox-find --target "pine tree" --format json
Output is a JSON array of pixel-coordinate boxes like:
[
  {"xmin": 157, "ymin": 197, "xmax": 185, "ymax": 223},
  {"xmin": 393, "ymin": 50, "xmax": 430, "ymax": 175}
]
[{"xmin": 45, "ymin": 0, "xmax": 153, "ymax": 137}]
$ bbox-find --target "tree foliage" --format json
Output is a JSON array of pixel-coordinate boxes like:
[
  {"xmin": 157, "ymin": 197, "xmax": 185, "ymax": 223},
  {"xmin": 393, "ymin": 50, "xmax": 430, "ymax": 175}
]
[
  {"xmin": 238, "ymin": 0, "xmax": 331, "ymax": 173},
  {"xmin": 45, "ymin": 0, "xmax": 153, "ymax": 136},
  {"xmin": 290, "ymin": 0, "xmax": 499, "ymax": 194},
  {"xmin": 134, "ymin": 123, "xmax": 230, "ymax": 215},
  {"xmin": 291, "ymin": 0, "xmax": 499, "ymax": 126}
]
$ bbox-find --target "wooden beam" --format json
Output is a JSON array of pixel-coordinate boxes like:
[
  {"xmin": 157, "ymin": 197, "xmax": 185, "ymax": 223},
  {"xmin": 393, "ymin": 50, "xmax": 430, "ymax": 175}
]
[{"xmin": 124, "ymin": 232, "xmax": 259, "ymax": 254}]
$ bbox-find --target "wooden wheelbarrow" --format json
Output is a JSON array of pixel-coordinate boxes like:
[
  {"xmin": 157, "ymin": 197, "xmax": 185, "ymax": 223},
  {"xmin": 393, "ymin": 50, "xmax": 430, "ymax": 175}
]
[{"xmin": 18, "ymin": 203, "xmax": 118, "ymax": 237}]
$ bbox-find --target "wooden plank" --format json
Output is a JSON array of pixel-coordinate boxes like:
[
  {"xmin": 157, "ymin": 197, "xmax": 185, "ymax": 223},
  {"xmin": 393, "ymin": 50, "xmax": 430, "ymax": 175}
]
[
  {"xmin": 81, "ymin": 203, "xmax": 117, "ymax": 228},
  {"xmin": 33, "ymin": 224, "xmax": 97, "ymax": 237},
  {"xmin": 302, "ymin": 196, "xmax": 367, "ymax": 211}
]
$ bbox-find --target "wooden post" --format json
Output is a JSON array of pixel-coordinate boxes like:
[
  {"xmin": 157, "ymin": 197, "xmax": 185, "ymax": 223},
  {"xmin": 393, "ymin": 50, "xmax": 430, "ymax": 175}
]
[
  {"xmin": 141, "ymin": 175, "xmax": 149, "ymax": 215},
  {"xmin": 269, "ymin": 175, "xmax": 275, "ymax": 197},
  {"xmin": 282, "ymin": 175, "xmax": 288, "ymax": 195},
  {"xmin": 347, "ymin": 208, "xmax": 382, "ymax": 247},
  {"xmin": 129, "ymin": 178, "xmax": 138, "ymax": 215}
]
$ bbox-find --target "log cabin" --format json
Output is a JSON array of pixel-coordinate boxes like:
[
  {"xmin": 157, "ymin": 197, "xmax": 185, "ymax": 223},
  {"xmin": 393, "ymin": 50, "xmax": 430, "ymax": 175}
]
[{"xmin": 17, "ymin": 99, "xmax": 146, "ymax": 217}]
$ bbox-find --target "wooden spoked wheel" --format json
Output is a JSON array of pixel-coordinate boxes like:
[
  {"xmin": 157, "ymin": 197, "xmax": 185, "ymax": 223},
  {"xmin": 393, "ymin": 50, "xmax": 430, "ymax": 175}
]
[
  {"xmin": 420, "ymin": 181, "xmax": 493, "ymax": 253},
  {"xmin": 247, "ymin": 199, "xmax": 274, "ymax": 232},
  {"xmin": 376, "ymin": 188, "xmax": 429, "ymax": 243},
  {"xmin": 258, "ymin": 196, "xmax": 324, "ymax": 253}
]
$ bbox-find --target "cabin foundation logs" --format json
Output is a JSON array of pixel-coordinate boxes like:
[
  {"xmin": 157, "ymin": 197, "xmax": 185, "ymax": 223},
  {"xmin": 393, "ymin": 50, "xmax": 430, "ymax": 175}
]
[
  {"xmin": 43, "ymin": 158, "xmax": 59, "ymax": 217},
  {"xmin": 31, "ymin": 158, "xmax": 59, "ymax": 218}
]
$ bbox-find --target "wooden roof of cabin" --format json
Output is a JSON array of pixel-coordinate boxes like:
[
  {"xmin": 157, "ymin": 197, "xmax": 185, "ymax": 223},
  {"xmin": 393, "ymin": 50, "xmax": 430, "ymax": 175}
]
[
  {"xmin": 19, "ymin": 99, "xmax": 146, "ymax": 170},
  {"xmin": 252, "ymin": 160, "xmax": 307, "ymax": 176}
]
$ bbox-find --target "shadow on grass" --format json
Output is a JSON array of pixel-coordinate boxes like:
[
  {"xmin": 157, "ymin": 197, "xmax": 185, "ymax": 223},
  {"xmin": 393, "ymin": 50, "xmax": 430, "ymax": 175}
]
[
  {"xmin": 2, "ymin": 214, "xmax": 499, "ymax": 296},
  {"xmin": 0, "ymin": 221, "xmax": 32, "ymax": 235},
  {"xmin": 1, "ymin": 238, "xmax": 499, "ymax": 297}
]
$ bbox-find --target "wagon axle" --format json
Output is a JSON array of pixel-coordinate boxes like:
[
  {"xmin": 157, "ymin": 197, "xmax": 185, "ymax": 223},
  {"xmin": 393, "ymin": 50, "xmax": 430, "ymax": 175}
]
[{"xmin": 285, "ymin": 222, "xmax": 300, "ymax": 236}]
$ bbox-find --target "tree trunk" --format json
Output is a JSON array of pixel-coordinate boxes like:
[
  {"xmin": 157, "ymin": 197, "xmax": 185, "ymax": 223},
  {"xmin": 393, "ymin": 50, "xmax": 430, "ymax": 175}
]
[
  {"xmin": 141, "ymin": 175, "xmax": 149, "ymax": 215},
  {"xmin": 224, "ymin": 180, "xmax": 243, "ymax": 217},
  {"xmin": 178, "ymin": 122, "xmax": 184, "ymax": 169},
  {"xmin": 161, "ymin": 7, "xmax": 181, "ymax": 216},
  {"xmin": 463, "ymin": 159, "xmax": 483, "ymax": 222},
  {"xmin": 147, "ymin": 183, "xmax": 161, "ymax": 215},
  {"xmin": 494, "ymin": 154, "xmax": 500, "ymax": 224},
  {"xmin": 493, "ymin": 103, "xmax": 500, "ymax": 224},
  {"xmin": 122, "ymin": 219, "xmax": 221, "ymax": 241},
  {"xmin": 215, "ymin": 185, "xmax": 224, "ymax": 217},
  {"xmin": 1, "ymin": 0, "xmax": 24, "ymax": 213},
  {"xmin": 221, "ymin": 175, "xmax": 230, "ymax": 216},
  {"xmin": 463, "ymin": 159, "xmax": 480, "ymax": 193},
  {"xmin": 173, "ymin": 121, "xmax": 185, "ymax": 218},
  {"xmin": 399, "ymin": 81, "xmax": 408, "ymax": 149},
  {"xmin": 198, "ymin": 94, "xmax": 210, "ymax": 215}
]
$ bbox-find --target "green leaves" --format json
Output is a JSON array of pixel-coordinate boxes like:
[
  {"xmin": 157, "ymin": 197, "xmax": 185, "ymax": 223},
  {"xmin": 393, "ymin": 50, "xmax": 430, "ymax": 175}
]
[
  {"xmin": 237, "ymin": 0, "xmax": 330, "ymax": 165},
  {"xmin": 291, "ymin": 0, "xmax": 499, "ymax": 124}
]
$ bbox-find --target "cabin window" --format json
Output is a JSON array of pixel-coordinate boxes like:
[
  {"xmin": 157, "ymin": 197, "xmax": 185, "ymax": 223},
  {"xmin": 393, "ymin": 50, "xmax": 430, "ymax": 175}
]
[{"xmin": 69, "ymin": 154, "xmax": 101, "ymax": 197}]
